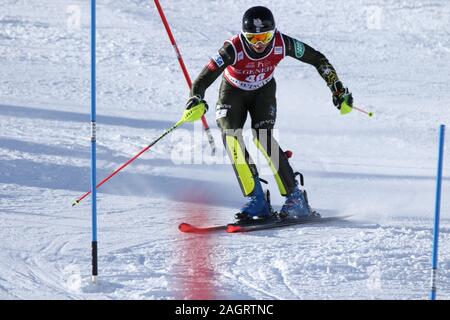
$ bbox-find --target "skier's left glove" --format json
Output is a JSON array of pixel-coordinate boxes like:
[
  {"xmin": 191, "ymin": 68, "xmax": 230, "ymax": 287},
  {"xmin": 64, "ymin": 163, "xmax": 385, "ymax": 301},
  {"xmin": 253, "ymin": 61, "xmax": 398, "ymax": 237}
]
[
  {"xmin": 181, "ymin": 95, "xmax": 209, "ymax": 123},
  {"xmin": 330, "ymin": 80, "xmax": 353, "ymax": 115}
]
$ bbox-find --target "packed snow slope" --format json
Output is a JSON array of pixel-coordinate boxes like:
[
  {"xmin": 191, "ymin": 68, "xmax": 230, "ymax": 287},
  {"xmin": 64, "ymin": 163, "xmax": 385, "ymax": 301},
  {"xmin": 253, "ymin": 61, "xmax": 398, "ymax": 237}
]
[{"xmin": 1, "ymin": 0, "xmax": 450, "ymax": 299}]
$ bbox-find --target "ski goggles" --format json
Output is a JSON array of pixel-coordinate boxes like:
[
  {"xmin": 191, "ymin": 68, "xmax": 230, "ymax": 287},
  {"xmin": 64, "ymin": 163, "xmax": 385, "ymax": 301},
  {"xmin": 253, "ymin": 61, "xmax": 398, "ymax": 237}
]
[{"xmin": 243, "ymin": 30, "xmax": 275, "ymax": 45}]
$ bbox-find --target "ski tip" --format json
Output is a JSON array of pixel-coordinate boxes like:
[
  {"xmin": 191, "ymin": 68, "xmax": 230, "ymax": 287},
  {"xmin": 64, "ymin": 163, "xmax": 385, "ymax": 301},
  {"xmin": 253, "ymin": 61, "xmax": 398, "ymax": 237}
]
[
  {"xmin": 178, "ymin": 223, "xmax": 194, "ymax": 233},
  {"xmin": 226, "ymin": 225, "xmax": 243, "ymax": 233}
]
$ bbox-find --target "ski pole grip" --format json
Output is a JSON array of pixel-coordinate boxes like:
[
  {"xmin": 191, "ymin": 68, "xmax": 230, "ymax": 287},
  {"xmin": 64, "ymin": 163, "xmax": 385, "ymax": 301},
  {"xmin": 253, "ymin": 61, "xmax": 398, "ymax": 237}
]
[{"xmin": 180, "ymin": 103, "xmax": 207, "ymax": 123}]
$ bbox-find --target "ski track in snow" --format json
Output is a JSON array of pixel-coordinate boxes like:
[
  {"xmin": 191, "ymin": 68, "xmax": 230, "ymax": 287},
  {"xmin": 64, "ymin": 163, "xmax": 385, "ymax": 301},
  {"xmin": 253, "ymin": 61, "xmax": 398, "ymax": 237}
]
[{"xmin": 1, "ymin": 0, "xmax": 450, "ymax": 299}]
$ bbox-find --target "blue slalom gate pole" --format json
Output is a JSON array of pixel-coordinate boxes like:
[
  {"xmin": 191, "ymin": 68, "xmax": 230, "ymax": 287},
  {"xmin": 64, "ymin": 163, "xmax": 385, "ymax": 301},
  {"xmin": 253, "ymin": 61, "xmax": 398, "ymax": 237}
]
[
  {"xmin": 90, "ymin": 0, "xmax": 98, "ymax": 283},
  {"xmin": 430, "ymin": 124, "xmax": 445, "ymax": 300}
]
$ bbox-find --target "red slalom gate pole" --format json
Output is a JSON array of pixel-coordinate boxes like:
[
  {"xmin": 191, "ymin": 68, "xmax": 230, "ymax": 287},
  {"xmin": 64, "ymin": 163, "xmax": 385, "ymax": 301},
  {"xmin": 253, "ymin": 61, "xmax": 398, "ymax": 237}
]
[
  {"xmin": 154, "ymin": 0, "xmax": 192, "ymax": 88},
  {"xmin": 153, "ymin": 0, "xmax": 216, "ymax": 155}
]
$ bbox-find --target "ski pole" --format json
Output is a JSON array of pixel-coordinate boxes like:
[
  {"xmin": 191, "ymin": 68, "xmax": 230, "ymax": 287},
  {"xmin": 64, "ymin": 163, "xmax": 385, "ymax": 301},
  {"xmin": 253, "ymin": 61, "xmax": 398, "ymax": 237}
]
[
  {"xmin": 153, "ymin": 0, "xmax": 216, "ymax": 155},
  {"xmin": 72, "ymin": 103, "xmax": 207, "ymax": 207},
  {"xmin": 340, "ymin": 99, "xmax": 374, "ymax": 117},
  {"xmin": 352, "ymin": 105, "xmax": 374, "ymax": 117}
]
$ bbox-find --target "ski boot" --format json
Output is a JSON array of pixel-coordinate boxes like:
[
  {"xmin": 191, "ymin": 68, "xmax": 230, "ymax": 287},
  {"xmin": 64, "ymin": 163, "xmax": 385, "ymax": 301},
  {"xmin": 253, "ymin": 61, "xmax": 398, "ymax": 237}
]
[
  {"xmin": 235, "ymin": 177, "xmax": 272, "ymax": 223},
  {"xmin": 279, "ymin": 172, "xmax": 317, "ymax": 219}
]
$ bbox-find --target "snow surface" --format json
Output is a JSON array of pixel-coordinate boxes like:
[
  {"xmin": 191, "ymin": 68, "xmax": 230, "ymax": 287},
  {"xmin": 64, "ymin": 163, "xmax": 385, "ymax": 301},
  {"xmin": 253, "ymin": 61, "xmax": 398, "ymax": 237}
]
[{"xmin": 1, "ymin": 0, "xmax": 450, "ymax": 300}]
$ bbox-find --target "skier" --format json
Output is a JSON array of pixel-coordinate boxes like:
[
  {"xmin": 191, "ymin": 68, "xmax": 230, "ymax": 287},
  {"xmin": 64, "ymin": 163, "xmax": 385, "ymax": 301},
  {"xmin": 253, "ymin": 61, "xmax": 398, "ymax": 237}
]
[{"xmin": 185, "ymin": 6, "xmax": 353, "ymax": 222}]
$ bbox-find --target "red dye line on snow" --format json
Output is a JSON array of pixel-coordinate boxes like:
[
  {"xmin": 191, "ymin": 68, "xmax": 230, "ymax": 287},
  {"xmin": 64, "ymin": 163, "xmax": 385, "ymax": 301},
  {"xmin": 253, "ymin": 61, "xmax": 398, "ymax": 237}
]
[{"xmin": 177, "ymin": 192, "xmax": 216, "ymax": 300}]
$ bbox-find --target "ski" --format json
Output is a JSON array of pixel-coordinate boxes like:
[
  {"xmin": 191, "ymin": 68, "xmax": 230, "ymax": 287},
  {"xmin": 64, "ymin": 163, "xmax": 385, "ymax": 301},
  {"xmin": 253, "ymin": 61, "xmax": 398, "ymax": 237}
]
[
  {"xmin": 178, "ymin": 217, "xmax": 277, "ymax": 234},
  {"xmin": 178, "ymin": 222, "xmax": 227, "ymax": 233},
  {"xmin": 178, "ymin": 211, "xmax": 282, "ymax": 233},
  {"xmin": 225, "ymin": 215, "xmax": 344, "ymax": 233},
  {"xmin": 178, "ymin": 214, "xmax": 346, "ymax": 234}
]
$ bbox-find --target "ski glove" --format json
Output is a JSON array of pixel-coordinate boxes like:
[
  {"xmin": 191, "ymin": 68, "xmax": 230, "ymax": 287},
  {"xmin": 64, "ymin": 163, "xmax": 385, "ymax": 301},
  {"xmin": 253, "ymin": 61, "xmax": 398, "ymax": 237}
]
[
  {"xmin": 181, "ymin": 95, "xmax": 208, "ymax": 123},
  {"xmin": 330, "ymin": 80, "xmax": 353, "ymax": 115},
  {"xmin": 186, "ymin": 95, "xmax": 209, "ymax": 112}
]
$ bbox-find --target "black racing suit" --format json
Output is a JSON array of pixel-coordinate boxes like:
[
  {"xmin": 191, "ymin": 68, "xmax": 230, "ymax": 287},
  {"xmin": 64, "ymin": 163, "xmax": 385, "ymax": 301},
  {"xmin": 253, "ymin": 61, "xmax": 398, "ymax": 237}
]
[{"xmin": 191, "ymin": 33, "xmax": 341, "ymax": 197}]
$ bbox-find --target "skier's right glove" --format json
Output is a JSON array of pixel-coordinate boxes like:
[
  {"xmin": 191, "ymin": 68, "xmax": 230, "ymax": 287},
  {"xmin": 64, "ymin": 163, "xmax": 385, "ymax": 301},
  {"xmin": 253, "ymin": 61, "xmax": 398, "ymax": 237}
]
[
  {"xmin": 186, "ymin": 95, "xmax": 208, "ymax": 111},
  {"xmin": 181, "ymin": 95, "xmax": 209, "ymax": 123},
  {"xmin": 330, "ymin": 80, "xmax": 353, "ymax": 115}
]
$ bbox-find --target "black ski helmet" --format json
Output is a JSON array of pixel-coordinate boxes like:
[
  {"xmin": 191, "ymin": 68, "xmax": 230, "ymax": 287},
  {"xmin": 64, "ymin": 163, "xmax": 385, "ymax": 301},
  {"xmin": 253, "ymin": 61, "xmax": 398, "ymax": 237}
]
[{"xmin": 242, "ymin": 6, "xmax": 275, "ymax": 33}]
